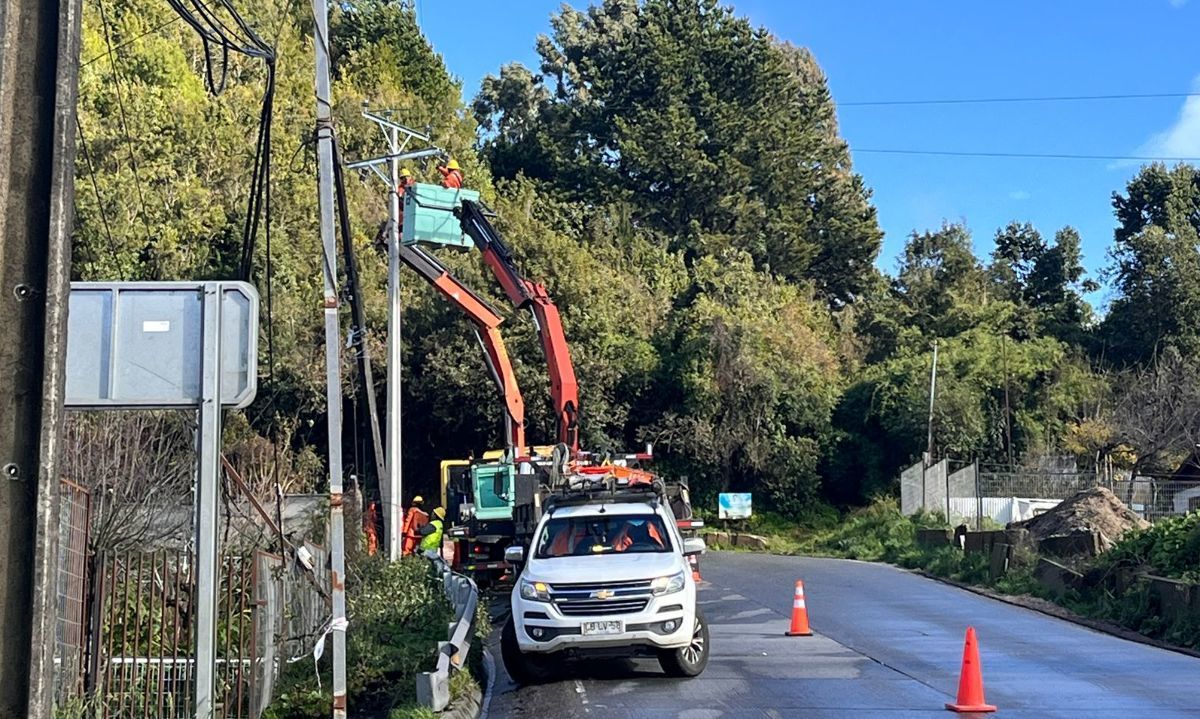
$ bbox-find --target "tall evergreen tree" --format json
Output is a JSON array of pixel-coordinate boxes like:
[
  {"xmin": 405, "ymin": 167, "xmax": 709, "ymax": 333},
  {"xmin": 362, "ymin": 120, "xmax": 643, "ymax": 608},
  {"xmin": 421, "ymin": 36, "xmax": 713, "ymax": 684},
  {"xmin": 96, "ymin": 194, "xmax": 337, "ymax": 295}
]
[
  {"xmin": 473, "ymin": 0, "xmax": 881, "ymax": 303},
  {"xmin": 1102, "ymin": 163, "xmax": 1200, "ymax": 365}
]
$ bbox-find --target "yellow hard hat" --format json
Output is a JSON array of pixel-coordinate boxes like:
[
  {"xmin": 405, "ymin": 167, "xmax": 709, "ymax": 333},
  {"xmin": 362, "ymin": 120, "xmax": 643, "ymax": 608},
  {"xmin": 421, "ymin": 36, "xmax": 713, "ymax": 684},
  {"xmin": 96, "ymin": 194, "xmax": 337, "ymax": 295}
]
[
  {"xmin": 412, "ymin": 495, "xmax": 424, "ymax": 504},
  {"xmin": 433, "ymin": 507, "xmax": 446, "ymax": 520},
  {"xmin": 446, "ymin": 157, "xmax": 460, "ymax": 171},
  {"xmin": 400, "ymin": 167, "xmax": 413, "ymax": 177}
]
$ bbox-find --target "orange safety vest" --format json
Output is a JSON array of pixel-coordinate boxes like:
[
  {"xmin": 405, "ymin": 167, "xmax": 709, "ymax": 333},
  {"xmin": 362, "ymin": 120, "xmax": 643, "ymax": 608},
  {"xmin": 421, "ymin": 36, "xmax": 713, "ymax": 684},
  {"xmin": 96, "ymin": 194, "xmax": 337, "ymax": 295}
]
[
  {"xmin": 401, "ymin": 506, "xmax": 429, "ymax": 555},
  {"xmin": 613, "ymin": 522, "xmax": 663, "ymax": 552},
  {"xmin": 550, "ymin": 526, "xmax": 588, "ymax": 555},
  {"xmin": 438, "ymin": 167, "xmax": 464, "ymax": 189}
]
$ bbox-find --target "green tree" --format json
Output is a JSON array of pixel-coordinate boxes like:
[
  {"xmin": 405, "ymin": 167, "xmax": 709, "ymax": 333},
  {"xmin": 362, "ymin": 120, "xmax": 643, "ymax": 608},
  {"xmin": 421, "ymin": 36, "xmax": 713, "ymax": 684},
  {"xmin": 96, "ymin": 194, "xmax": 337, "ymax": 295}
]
[
  {"xmin": 473, "ymin": 0, "xmax": 881, "ymax": 303},
  {"xmin": 989, "ymin": 222, "xmax": 1094, "ymax": 343},
  {"xmin": 1102, "ymin": 163, "xmax": 1200, "ymax": 365}
]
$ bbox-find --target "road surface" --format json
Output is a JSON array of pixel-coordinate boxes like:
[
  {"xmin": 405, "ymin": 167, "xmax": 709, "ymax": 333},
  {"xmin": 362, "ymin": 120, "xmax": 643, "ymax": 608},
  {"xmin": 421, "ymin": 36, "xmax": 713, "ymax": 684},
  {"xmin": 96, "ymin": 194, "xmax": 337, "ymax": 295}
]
[{"xmin": 486, "ymin": 551, "xmax": 1200, "ymax": 718}]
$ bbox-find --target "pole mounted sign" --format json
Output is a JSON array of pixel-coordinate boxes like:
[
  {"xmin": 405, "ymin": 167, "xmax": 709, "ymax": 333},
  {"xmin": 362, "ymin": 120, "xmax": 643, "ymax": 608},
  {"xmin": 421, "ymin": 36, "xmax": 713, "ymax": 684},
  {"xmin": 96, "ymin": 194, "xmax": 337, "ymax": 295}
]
[
  {"xmin": 66, "ymin": 281, "xmax": 258, "ymax": 408},
  {"xmin": 64, "ymin": 281, "xmax": 258, "ymax": 719}
]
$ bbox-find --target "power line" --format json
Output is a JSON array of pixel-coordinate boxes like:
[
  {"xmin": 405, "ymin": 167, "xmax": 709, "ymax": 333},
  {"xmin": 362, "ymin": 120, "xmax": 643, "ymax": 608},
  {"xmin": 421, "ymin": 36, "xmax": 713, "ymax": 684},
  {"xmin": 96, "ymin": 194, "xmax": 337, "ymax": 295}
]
[
  {"xmin": 95, "ymin": 0, "xmax": 157, "ymax": 255},
  {"xmin": 854, "ymin": 148, "xmax": 1200, "ymax": 162},
  {"xmin": 80, "ymin": 11, "xmax": 187, "ymax": 67},
  {"xmin": 841, "ymin": 92, "xmax": 1200, "ymax": 107},
  {"xmin": 75, "ymin": 115, "xmax": 127, "ymax": 280}
]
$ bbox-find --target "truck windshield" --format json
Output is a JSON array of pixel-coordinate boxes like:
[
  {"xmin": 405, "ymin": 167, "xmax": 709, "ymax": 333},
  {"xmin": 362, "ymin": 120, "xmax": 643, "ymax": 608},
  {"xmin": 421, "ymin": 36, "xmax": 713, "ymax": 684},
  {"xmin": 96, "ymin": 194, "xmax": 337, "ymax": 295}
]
[{"xmin": 535, "ymin": 514, "xmax": 672, "ymax": 558}]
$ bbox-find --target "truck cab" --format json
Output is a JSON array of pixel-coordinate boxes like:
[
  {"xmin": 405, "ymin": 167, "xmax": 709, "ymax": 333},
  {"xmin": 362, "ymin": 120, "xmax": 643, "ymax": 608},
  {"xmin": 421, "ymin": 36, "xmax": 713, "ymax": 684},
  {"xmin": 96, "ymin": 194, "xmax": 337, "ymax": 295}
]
[{"xmin": 501, "ymin": 485, "xmax": 709, "ymax": 683}]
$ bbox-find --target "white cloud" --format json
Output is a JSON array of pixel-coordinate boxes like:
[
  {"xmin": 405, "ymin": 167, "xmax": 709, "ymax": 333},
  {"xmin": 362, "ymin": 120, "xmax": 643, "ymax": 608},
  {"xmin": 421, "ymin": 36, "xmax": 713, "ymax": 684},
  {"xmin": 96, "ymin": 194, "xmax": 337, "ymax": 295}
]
[
  {"xmin": 1113, "ymin": 75, "xmax": 1200, "ymax": 168},
  {"xmin": 1133, "ymin": 75, "xmax": 1200, "ymax": 161},
  {"xmin": 1009, "ymin": 190, "xmax": 1030, "ymax": 201}
]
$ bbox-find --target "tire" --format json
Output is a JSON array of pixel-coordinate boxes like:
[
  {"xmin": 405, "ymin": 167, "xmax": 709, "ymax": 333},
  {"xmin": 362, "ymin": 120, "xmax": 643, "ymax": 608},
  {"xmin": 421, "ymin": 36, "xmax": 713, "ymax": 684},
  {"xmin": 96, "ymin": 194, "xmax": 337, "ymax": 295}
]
[
  {"xmin": 658, "ymin": 608, "xmax": 710, "ymax": 678},
  {"xmin": 501, "ymin": 618, "xmax": 556, "ymax": 685}
]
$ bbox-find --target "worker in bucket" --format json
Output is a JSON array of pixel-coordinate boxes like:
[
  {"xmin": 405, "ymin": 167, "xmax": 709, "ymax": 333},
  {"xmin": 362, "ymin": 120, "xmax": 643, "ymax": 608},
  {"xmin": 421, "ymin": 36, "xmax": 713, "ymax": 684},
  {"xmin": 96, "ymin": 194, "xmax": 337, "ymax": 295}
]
[
  {"xmin": 437, "ymin": 157, "xmax": 464, "ymax": 188},
  {"xmin": 398, "ymin": 166, "xmax": 416, "ymax": 192},
  {"xmin": 401, "ymin": 495, "xmax": 429, "ymax": 556},
  {"xmin": 418, "ymin": 506, "xmax": 446, "ymax": 559}
]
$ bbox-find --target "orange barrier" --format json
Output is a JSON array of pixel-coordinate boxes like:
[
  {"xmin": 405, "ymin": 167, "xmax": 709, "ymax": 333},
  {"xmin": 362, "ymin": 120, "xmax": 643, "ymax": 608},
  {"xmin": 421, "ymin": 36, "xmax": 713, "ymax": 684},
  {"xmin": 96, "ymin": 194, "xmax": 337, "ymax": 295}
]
[
  {"xmin": 945, "ymin": 626, "xmax": 997, "ymax": 713},
  {"xmin": 785, "ymin": 580, "xmax": 813, "ymax": 636}
]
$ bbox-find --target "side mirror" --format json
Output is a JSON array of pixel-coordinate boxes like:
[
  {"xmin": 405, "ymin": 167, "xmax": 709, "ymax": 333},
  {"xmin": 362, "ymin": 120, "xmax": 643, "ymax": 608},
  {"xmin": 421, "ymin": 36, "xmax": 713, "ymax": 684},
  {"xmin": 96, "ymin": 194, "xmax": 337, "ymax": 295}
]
[
  {"xmin": 683, "ymin": 537, "xmax": 706, "ymax": 556},
  {"xmin": 504, "ymin": 545, "xmax": 525, "ymax": 565}
]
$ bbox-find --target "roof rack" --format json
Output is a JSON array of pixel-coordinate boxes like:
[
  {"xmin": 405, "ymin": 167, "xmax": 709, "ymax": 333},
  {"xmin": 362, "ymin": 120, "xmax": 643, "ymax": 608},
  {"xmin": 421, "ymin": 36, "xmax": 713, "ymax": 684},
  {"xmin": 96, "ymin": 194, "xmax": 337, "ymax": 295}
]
[{"xmin": 544, "ymin": 473, "xmax": 666, "ymax": 513}]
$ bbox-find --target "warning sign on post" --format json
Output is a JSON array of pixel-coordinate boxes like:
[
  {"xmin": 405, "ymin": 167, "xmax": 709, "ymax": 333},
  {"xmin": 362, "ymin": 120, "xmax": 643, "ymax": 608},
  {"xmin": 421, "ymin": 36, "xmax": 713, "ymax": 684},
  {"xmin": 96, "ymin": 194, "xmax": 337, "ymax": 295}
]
[{"xmin": 718, "ymin": 492, "xmax": 752, "ymax": 520}]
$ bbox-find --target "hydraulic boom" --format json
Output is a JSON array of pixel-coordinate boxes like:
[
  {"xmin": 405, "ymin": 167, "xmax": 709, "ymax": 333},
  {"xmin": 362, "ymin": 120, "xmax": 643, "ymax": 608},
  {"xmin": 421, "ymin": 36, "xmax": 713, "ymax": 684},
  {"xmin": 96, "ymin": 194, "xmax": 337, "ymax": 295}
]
[
  {"xmin": 399, "ymin": 242, "xmax": 526, "ymax": 455},
  {"xmin": 459, "ymin": 200, "xmax": 581, "ymax": 454}
]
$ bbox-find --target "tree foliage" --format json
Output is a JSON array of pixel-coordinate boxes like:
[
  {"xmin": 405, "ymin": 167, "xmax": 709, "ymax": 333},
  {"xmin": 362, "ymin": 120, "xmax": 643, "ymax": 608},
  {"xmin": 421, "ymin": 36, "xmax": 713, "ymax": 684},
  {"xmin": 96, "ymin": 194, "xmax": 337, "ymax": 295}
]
[
  {"xmin": 74, "ymin": 0, "xmax": 1200, "ymax": 519},
  {"xmin": 474, "ymin": 0, "xmax": 882, "ymax": 304}
]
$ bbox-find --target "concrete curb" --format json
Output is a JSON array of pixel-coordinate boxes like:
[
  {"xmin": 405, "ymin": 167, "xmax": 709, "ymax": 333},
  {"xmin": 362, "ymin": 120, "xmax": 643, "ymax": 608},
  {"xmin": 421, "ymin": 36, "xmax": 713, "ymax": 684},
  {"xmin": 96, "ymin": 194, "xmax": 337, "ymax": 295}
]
[
  {"xmin": 478, "ymin": 647, "xmax": 496, "ymax": 719},
  {"xmin": 438, "ymin": 679, "xmax": 482, "ymax": 719},
  {"xmin": 912, "ymin": 569, "xmax": 1200, "ymax": 661}
]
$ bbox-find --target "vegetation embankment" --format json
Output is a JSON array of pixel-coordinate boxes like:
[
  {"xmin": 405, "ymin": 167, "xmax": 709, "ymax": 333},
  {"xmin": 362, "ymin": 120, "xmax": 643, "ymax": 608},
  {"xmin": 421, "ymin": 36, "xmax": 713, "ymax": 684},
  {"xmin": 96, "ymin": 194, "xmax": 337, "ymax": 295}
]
[
  {"xmin": 264, "ymin": 557, "xmax": 489, "ymax": 719},
  {"xmin": 707, "ymin": 498, "xmax": 1200, "ymax": 649}
]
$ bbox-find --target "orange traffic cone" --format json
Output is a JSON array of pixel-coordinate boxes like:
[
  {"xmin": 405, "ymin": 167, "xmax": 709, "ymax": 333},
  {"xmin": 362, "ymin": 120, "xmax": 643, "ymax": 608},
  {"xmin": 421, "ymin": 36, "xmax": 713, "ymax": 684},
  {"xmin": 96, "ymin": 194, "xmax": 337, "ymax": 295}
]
[
  {"xmin": 945, "ymin": 626, "xmax": 997, "ymax": 713},
  {"xmin": 785, "ymin": 580, "xmax": 812, "ymax": 636}
]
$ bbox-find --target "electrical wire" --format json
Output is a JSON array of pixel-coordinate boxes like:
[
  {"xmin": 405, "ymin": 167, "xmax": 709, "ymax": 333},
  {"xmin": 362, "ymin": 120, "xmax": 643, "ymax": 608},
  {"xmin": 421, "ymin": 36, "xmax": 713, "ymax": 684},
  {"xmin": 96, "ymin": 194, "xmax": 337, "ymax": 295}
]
[
  {"xmin": 841, "ymin": 92, "xmax": 1200, "ymax": 107},
  {"xmin": 854, "ymin": 148, "xmax": 1200, "ymax": 162},
  {"xmin": 75, "ymin": 116, "xmax": 127, "ymax": 281},
  {"xmin": 95, "ymin": 0, "xmax": 157, "ymax": 258},
  {"xmin": 165, "ymin": 0, "xmax": 277, "ymax": 281}
]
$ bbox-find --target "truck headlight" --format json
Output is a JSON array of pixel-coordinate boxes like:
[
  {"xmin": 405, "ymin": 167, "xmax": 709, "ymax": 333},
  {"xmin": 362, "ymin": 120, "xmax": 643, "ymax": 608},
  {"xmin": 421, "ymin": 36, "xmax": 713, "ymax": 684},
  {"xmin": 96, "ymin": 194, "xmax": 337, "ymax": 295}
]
[
  {"xmin": 519, "ymin": 580, "xmax": 551, "ymax": 602},
  {"xmin": 650, "ymin": 571, "xmax": 686, "ymax": 596}
]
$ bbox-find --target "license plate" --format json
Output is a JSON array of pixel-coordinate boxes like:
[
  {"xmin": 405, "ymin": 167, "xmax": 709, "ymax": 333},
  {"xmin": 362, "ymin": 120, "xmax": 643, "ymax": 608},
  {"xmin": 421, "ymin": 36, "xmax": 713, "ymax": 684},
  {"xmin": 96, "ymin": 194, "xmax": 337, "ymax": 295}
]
[{"xmin": 580, "ymin": 620, "xmax": 623, "ymax": 636}]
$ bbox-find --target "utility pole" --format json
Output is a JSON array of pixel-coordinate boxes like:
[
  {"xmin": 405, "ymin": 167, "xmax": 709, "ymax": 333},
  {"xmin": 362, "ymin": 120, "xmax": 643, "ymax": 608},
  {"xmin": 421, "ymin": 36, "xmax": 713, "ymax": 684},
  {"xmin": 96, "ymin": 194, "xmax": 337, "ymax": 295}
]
[
  {"xmin": 926, "ymin": 339, "xmax": 939, "ymax": 465},
  {"xmin": 1002, "ymin": 334, "xmax": 1014, "ymax": 469},
  {"xmin": 0, "ymin": 1, "xmax": 81, "ymax": 718},
  {"xmin": 345, "ymin": 113, "xmax": 440, "ymax": 560},
  {"xmin": 312, "ymin": 1, "xmax": 347, "ymax": 715}
]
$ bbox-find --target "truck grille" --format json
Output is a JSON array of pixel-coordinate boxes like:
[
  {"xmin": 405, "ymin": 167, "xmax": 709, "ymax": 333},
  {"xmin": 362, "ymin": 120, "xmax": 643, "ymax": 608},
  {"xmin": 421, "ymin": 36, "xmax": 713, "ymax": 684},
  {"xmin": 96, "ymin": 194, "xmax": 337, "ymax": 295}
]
[{"xmin": 549, "ymin": 579, "xmax": 653, "ymax": 617}]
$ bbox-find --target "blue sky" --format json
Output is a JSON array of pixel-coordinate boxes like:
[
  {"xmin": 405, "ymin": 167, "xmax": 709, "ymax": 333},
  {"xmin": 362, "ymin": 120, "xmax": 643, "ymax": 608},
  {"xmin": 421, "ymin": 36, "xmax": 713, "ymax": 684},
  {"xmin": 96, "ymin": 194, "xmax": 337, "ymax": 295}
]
[{"xmin": 418, "ymin": 1, "xmax": 1200, "ymax": 309}]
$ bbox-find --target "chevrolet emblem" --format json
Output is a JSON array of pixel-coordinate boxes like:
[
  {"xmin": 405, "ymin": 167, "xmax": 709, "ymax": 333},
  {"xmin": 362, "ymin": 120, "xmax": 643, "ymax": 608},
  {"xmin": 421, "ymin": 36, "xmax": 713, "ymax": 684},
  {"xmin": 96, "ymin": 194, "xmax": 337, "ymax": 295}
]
[{"xmin": 592, "ymin": 589, "xmax": 615, "ymax": 600}]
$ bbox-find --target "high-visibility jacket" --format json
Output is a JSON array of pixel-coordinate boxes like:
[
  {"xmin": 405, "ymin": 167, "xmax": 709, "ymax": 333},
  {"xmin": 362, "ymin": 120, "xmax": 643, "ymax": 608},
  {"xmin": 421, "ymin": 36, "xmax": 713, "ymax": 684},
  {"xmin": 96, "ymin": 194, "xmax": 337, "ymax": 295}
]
[
  {"xmin": 419, "ymin": 519, "xmax": 444, "ymax": 552},
  {"xmin": 438, "ymin": 167, "xmax": 464, "ymax": 189}
]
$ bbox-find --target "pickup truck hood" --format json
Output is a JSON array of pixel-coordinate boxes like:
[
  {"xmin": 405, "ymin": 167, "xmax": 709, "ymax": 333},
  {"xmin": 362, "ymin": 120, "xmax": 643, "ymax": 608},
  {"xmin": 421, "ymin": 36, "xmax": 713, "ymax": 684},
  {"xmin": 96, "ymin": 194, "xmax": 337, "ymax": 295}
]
[{"xmin": 525, "ymin": 552, "xmax": 682, "ymax": 584}]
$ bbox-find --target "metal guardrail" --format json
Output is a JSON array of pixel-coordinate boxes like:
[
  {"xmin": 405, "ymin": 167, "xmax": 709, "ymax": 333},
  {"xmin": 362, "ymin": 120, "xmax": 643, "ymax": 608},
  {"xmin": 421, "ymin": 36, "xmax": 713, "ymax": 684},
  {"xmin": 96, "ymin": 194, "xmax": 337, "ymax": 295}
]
[{"xmin": 416, "ymin": 559, "xmax": 480, "ymax": 711}]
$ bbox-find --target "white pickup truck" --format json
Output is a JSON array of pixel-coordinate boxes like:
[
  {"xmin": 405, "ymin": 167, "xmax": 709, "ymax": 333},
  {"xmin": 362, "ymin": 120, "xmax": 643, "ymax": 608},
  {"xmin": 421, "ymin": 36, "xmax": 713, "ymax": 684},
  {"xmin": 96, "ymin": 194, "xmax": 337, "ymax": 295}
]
[{"xmin": 501, "ymin": 495, "xmax": 709, "ymax": 683}]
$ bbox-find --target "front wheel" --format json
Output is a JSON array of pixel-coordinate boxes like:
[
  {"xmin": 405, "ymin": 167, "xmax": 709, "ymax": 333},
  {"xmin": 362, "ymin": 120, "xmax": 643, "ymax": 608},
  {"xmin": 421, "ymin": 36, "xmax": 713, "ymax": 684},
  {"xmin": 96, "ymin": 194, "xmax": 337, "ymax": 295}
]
[
  {"xmin": 658, "ymin": 609, "xmax": 710, "ymax": 677},
  {"xmin": 501, "ymin": 619, "xmax": 557, "ymax": 685}
]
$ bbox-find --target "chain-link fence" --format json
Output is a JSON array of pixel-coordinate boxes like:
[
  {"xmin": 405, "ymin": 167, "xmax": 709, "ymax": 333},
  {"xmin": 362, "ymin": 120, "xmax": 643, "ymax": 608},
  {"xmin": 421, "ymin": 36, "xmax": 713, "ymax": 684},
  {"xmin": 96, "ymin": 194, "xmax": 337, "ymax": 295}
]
[
  {"xmin": 900, "ymin": 458, "xmax": 1197, "ymax": 525},
  {"xmin": 55, "ymin": 478, "xmax": 91, "ymax": 703}
]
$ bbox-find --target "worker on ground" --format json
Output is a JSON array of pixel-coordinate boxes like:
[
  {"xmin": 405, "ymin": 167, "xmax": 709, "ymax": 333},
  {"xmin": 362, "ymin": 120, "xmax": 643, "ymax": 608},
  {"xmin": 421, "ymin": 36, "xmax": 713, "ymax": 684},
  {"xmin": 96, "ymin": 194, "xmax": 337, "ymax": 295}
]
[
  {"xmin": 401, "ymin": 495, "xmax": 429, "ymax": 556},
  {"xmin": 437, "ymin": 157, "xmax": 464, "ymax": 189},
  {"xmin": 418, "ymin": 506, "xmax": 446, "ymax": 560}
]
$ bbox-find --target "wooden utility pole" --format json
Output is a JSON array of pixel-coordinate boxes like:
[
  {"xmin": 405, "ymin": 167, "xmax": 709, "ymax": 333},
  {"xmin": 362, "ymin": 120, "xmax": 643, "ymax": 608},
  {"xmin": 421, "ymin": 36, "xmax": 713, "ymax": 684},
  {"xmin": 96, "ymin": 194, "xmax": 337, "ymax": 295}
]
[{"xmin": 0, "ymin": 1, "xmax": 82, "ymax": 717}]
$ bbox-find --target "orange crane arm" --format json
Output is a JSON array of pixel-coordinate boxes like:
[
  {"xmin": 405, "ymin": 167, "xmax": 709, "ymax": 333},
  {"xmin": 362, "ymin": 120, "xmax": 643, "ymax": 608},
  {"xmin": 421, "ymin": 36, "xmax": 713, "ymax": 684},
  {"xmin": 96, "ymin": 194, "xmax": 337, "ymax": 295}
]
[
  {"xmin": 458, "ymin": 200, "xmax": 580, "ymax": 454},
  {"xmin": 399, "ymin": 243, "xmax": 526, "ymax": 455}
]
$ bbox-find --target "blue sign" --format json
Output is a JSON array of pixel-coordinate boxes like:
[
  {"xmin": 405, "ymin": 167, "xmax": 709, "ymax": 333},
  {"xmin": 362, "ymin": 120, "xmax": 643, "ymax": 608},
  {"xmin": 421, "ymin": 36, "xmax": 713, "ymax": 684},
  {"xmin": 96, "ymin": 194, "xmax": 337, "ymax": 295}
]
[{"xmin": 718, "ymin": 492, "xmax": 752, "ymax": 519}]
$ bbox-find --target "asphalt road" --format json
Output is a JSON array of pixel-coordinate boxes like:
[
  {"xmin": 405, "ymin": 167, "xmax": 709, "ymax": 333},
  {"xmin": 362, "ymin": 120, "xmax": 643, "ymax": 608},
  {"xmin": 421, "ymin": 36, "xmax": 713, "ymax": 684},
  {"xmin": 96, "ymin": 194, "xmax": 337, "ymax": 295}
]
[{"xmin": 485, "ymin": 551, "xmax": 1200, "ymax": 718}]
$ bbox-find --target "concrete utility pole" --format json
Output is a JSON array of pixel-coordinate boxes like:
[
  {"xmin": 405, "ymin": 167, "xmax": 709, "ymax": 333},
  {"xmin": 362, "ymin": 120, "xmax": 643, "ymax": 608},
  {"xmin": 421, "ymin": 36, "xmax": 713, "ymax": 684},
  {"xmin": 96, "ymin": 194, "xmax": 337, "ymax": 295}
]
[
  {"xmin": 345, "ymin": 113, "xmax": 440, "ymax": 560},
  {"xmin": 312, "ymin": 1, "xmax": 348, "ymax": 715},
  {"xmin": 0, "ymin": 1, "xmax": 81, "ymax": 717},
  {"xmin": 926, "ymin": 339, "xmax": 939, "ymax": 465}
]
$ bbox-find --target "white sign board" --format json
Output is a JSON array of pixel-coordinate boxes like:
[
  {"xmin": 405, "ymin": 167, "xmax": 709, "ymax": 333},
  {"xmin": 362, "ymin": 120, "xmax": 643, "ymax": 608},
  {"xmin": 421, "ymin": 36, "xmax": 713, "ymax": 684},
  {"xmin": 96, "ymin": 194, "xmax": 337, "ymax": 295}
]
[
  {"xmin": 718, "ymin": 492, "xmax": 752, "ymax": 519},
  {"xmin": 65, "ymin": 281, "xmax": 259, "ymax": 408}
]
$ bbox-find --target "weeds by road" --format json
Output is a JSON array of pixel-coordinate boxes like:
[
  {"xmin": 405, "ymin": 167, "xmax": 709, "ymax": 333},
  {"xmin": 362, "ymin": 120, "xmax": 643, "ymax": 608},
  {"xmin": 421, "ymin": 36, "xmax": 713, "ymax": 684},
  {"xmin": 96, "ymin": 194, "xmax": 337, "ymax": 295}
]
[
  {"xmin": 706, "ymin": 498, "xmax": 1200, "ymax": 649},
  {"xmin": 264, "ymin": 557, "xmax": 485, "ymax": 719}
]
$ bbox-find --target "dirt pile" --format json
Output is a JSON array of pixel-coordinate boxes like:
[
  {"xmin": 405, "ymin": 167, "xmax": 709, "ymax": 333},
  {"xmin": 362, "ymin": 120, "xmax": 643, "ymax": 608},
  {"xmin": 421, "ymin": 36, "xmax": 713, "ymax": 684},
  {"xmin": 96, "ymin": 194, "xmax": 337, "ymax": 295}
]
[{"xmin": 1009, "ymin": 487, "xmax": 1149, "ymax": 553}]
